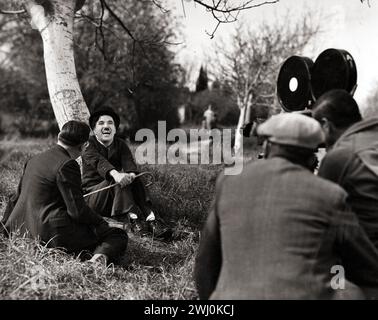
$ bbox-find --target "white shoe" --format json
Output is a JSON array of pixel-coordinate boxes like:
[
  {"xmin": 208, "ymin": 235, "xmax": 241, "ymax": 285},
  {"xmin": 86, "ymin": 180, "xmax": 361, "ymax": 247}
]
[
  {"xmin": 129, "ymin": 212, "xmax": 138, "ymax": 220},
  {"xmin": 146, "ymin": 211, "xmax": 155, "ymax": 222},
  {"xmin": 88, "ymin": 253, "xmax": 108, "ymax": 266}
]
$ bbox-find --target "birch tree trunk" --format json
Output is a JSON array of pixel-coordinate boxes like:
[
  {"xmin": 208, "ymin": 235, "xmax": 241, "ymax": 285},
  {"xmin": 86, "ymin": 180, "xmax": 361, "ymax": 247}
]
[
  {"xmin": 234, "ymin": 96, "xmax": 246, "ymax": 156},
  {"xmin": 22, "ymin": 0, "xmax": 89, "ymax": 129}
]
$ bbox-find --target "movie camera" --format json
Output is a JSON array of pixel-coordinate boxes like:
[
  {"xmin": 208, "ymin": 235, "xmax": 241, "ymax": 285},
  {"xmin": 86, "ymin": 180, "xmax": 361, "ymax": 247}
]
[{"xmin": 242, "ymin": 48, "xmax": 357, "ymax": 137}]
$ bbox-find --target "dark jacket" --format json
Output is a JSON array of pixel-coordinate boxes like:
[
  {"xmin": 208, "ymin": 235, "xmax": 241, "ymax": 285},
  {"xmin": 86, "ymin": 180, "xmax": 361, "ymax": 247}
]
[
  {"xmin": 1, "ymin": 145, "xmax": 106, "ymax": 251},
  {"xmin": 195, "ymin": 157, "xmax": 378, "ymax": 300},
  {"xmin": 82, "ymin": 136, "xmax": 138, "ymax": 190},
  {"xmin": 318, "ymin": 117, "xmax": 378, "ymax": 248}
]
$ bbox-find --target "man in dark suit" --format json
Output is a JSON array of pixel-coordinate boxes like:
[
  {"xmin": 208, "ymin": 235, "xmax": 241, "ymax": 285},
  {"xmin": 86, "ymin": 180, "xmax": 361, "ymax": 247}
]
[
  {"xmin": 195, "ymin": 113, "xmax": 378, "ymax": 299},
  {"xmin": 1, "ymin": 121, "xmax": 128, "ymax": 265},
  {"xmin": 81, "ymin": 107, "xmax": 155, "ymax": 232}
]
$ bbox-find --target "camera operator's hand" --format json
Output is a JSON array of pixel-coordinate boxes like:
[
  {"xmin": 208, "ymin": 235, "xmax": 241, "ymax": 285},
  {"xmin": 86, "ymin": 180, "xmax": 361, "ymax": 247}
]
[{"xmin": 307, "ymin": 153, "xmax": 319, "ymax": 173}]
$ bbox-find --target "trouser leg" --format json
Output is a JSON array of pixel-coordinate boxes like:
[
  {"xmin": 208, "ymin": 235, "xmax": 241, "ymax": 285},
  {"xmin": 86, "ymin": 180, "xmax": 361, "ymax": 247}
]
[
  {"xmin": 130, "ymin": 178, "xmax": 152, "ymax": 220},
  {"xmin": 111, "ymin": 184, "xmax": 140, "ymax": 217},
  {"xmin": 92, "ymin": 227, "xmax": 128, "ymax": 262},
  {"xmin": 55, "ymin": 223, "xmax": 128, "ymax": 263},
  {"xmin": 85, "ymin": 179, "xmax": 153, "ymax": 222},
  {"xmin": 45, "ymin": 222, "xmax": 123, "ymax": 262},
  {"xmin": 85, "ymin": 181, "xmax": 114, "ymax": 217}
]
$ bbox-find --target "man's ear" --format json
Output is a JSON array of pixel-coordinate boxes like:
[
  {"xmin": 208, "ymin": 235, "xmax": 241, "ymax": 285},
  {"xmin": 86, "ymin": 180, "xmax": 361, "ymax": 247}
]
[
  {"xmin": 323, "ymin": 117, "xmax": 339, "ymax": 135},
  {"xmin": 320, "ymin": 117, "xmax": 340, "ymax": 149},
  {"xmin": 320, "ymin": 117, "xmax": 331, "ymax": 132}
]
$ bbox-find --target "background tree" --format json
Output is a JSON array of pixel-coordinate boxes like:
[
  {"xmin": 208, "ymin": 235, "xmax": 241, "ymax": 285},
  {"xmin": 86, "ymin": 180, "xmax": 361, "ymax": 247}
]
[
  {"xmin": 0, "ymin": 0, "xmax": 283, "ymax": 131},
  {"xmin": 210, "ymin": 12, "xmax": 320, "ymax": 154},
  {"xmin": 74, "ymin": 0, "xmax": 183, "ymax": 135},
  {"xmin": 188, "ymin": 81, "xmax": 238, "ymax": 126},
  {"xmin": 195, "ymin": 65, "xmax": 209, "ymax": 92},
  {"xmin": 0, "ymin": 7, "xmax": 56, "ymax": 136},
  {"xmin": 0, "ymin": 0, "xmax": 183, "ymax": 135}
]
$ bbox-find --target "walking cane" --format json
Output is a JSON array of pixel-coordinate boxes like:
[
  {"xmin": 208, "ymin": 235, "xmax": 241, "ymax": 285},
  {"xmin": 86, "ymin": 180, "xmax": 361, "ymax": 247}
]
[
  {"xmin": 84, "ymin": 171, "xmax": 158, "ymax": 245},
  {"xmin": 83, "ymin": 171, "xmax": 154, "ymax": 198}
]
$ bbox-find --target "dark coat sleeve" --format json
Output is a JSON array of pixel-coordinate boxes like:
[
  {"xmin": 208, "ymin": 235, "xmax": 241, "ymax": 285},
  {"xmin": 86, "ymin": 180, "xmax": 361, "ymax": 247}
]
[
  {"xmin": 334, "ymin": 192, "xmax": 378, "ymax": 287},
  {"xmin": 194, "ymin": 174, "xmax": 223, "ymax": 300},
  {"xmin": 120, "ymin": 140, "xmax": 138, "ymax": 173},
  {"xmin": 1, "ymin": 161, "xmax": 27, "ymax": 228},
  {"xmin": 83, "ymin": 141, "xmax": 115, "ymax": 180},
  {"xmin": 57, "ymin": 159, "xmax": 104, "ymax": 226}
]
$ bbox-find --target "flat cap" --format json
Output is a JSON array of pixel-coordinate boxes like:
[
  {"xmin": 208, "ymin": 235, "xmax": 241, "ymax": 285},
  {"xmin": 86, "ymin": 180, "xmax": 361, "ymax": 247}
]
[{"xmin": 257, "ymin": 113, "xmax": 325, "ymax": 150}]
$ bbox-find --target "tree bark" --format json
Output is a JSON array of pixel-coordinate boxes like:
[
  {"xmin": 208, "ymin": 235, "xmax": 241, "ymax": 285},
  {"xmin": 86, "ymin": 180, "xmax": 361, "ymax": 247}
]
[
  {"xmin": 22, "ymin": 0, "xmax": 89, "ymax": 129},
  {"xmin": 234, "ymin": 97, "xmax": 246, "ymax": 156}
]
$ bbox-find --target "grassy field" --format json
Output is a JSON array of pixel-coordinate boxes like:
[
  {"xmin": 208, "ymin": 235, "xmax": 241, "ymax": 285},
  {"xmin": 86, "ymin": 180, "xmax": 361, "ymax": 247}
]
[{"xmin": 0, "ymin": 136, "xmax": 260, "ymax": 300}]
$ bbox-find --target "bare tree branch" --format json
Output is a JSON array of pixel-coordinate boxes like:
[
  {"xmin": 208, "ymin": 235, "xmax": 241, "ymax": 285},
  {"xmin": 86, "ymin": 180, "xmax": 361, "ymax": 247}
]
[
  {"xmin": 210, "ymin": 10, "xmax": 321, "ymax": 117},
  {"xmin": 188, "ymin": 1, "xmax": 279, "ymax": 37},
  {"xmin": 205, "ymin": 20, "xmax": 221, "ymax": 39},
  {"xmin": 193, "ymin": 0, "xmax": 279, "ymax": 14},
  {"xmin": 181, "ymin": 0, "xmax": 187, "ymax": 17},
  {"xmin": 100, "ymin": 0, "xmax": 136, "ymax": 41},
  {"xmin": 360, "ymin": 0, "xmax": 371, "ymax": 7},
  {"xmin": 150, "ymin": 0, "xmax": 170, "ymax": 13},
  {"xmin": 95, "ymin": 0, "xmax": 107, "ymax": 59},
  {"xmin": 97, "ymin": 0, "xmax": 162, "ymax": 88}
]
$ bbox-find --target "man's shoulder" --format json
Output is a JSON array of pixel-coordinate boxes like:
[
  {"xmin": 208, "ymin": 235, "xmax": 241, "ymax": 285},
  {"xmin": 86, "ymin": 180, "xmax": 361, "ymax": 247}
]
[
  {"xmin": 319, "ymin": 146, "xmax": 355, "ymax": 176},
  {"xmin": 88, "ymin": 135, "xmax": 100, "ymax": 146},
  {"xmin": 336, "ymin": 118, "xmax": 378, "ymax": 151},
  {"xmin": 220, "ymin": 158, "xmax": 299, "ymax": 187},
  {"xmin": 313, "ymin": 170, "xmax": 347, "ymax": 194},
  {"xmin": 26, "ymin": 146, "xmax": 72, "ymax": 177},
  {"xmin": 113, "ymin": 136, "xmax": 132, "ymax": 152},
  {"xmin": 322, "ymin": 146, "xmax": 354, "ymax": 163},
  {"xmin": 219, "ymin": 158, "xmax": 347, "ymax": 204},
  {"xmin": 31, "ymin": 145, "xmax": 69, "ymax": 165},
  {"xmin": 114, "ymin": 136, "xmax": 129, "ymax": 144},
  {"xmin": 58, "ymin": 157, "xmax": 81, "ymax": 177},
  {"xmin": 85, "ymin": 136, "xmax": 105, "ymax": 153}
]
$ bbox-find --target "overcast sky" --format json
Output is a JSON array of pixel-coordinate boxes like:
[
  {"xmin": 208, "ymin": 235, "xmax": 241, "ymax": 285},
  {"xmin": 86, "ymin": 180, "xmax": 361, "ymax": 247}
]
[{"xmin": 167, "ymin": 0, "xmax": 378, "ymax": 108}]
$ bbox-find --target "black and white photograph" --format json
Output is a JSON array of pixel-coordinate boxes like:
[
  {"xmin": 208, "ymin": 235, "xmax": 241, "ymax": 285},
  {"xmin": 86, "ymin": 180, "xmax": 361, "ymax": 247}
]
[{"xmin": 1, "ymin": 0, "xmax": 378, "ymax": 306}]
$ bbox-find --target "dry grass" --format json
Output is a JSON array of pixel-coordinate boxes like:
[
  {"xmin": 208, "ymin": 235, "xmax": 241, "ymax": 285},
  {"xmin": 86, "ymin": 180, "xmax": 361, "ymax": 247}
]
[
  {"xmin": 0, "ymin": 137, "xmax": 260, "ymax": 300},
  {"xmin": 0, "ymin": 138, "xmax": 219, "ymax": 300},
  {"xmin": 0, "ymin": 230, "xmax": 198, "ymax": 300}
]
